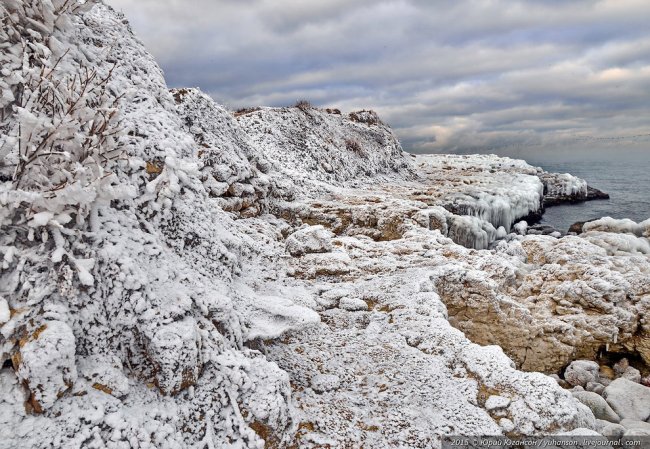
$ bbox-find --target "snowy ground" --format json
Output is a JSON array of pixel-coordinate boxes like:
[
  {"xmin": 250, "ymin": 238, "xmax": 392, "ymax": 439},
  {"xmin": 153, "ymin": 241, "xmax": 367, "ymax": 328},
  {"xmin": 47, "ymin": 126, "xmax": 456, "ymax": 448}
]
[{"xmin": 1, "ymin": 2, "xmax": 649, "ymax": 449}]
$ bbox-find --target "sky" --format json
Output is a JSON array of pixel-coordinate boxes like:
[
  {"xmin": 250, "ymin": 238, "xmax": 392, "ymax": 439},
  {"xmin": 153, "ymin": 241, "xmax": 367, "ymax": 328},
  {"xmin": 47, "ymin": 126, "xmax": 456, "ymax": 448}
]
[{"xmin": 109, "ymin": 0, "xmax": 650, "ymax": 158}]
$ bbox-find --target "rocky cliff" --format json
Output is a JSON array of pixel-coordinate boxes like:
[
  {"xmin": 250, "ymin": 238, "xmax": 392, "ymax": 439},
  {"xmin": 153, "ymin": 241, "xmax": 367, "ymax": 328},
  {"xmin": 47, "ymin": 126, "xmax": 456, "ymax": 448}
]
[{"xmin": 1, "ymin": 2, "xmax": 649, "ymax": 449}]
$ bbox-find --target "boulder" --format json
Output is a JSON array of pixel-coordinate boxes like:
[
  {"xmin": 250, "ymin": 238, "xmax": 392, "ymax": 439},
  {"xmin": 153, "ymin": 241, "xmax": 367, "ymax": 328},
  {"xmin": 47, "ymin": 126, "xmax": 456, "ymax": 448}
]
[
  {"xmin": 311, "ymin": 374, "xmax": 341, "ymax": 393},
  {"xmin": 620, "ymin": 367, "xmax": 642, "ymax": 383},
  {"xmin": 339, "ymin": 297, "xmax": 369, "ymax": 312},
  {"xmin": 620, "ymin": 419, "xmax": 650, "ymax": 435},
  {"xmin": 499, "ymin": 418, "xmax": 515, "ymax": 433},
  {"xmin": 613, "ymin": 358, "xmax": 630, "ymax": 375},
  {"xmin": 13, "ymin": 321, "xmax": 77, "ymax": 413},
  {"xmin": 565, "ymin": 360, "xmax": 600, "ymax": 387},
  {"xmin": 286, "ymin": 225, "xmax": 334, "ymax": 257},
  {"xmin": 145, "ymin": 318, "xmax": 202, "ymax": 396},
  {"xmin": 485, "ymin": 395, "xmax": 511, "ymax": 411},
  {"xmin": 603, "ymin": 378, "xmax": 650, "ymax": 421},
  {"xmin": 594, "ymin": 420, "xmax": 625, "ymax": 439},
  {"xmin": 585, "ymin": 382, "xmax": 605, "ymax": 395},
  {"xmin": 78, "ymin": 354, "xmax": 130, "ymax": 398},
  {"xmin": 572, "ymin": 390, "xmax": 620, "ymax": 423},
  {"xmin": 0, "ymin": 297, "xmax": 9, "ymax": 325}
]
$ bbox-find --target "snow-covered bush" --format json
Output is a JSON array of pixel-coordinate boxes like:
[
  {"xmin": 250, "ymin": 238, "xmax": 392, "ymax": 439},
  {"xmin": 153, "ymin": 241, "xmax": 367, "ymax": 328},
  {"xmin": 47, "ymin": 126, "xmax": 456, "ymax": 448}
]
[{"xmin": 0, "ymin": 0, "xmax": 126, "ymax": 277}]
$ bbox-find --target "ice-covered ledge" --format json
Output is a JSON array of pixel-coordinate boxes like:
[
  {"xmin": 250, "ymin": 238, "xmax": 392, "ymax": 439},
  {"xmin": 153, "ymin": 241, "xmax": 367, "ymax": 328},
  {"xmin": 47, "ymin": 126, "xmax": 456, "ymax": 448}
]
[{"xmin": 408, "ymin": 154, "xmax": 609, "ymax": 248}]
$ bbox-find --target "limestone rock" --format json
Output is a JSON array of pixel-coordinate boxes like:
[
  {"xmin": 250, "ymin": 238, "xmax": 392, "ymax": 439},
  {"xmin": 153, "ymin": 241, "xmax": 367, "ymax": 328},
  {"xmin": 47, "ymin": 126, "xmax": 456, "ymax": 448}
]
[
  {"xmin": 290, "ymin": 252, "xmax": 352, "ymax": 279},
  {"xmin": 585, "ymin": 382, "xmax": 605, "ymax": 395},
  {"xmin": 485, "ymin": 395, "xmax": 510, "ymax": 411},
  {"xmin": 311, "ymin": 374, "xmax": 341, "ymax": 393},
  {"xmin": 565, "ymin": 360, "xmax": 599, "ymax": 387},
  {"xmin": 14, "ymin": 321, "xmax": 77, "ymax": 413},
  {"xmin": 78, "ymin": 354, "xmax": 130, "ymax": 398},
  {"xmin": 613, "ymin": 358, "xmax": 630, "ymax": 375},
  {"xmin": 145, "ymin": 318, "xmax": 202, "ymax": 396},
  {"xmin": 572, "ymin": 390, "xmax": 620, "ymax": 423},
  {"xmin": 286, "ymin": 225, "xmax": 334, "ymax": 257},
  {"xmin": 621, "ymin": 366, "xmax": 642, "ymax": 383},
  {"xmin": 339, "ymin": 297, "xmax": 369, "ymax": 312},
  {"xmin": 0, "ymin": 297, "xmax": 9, "ymax": 326},
  {"xmin": 499, "ymin": 418, "xmax": 515, "ymax": 433},
  {"xmin": 620, "ymin": 419, "xmax": 650, "ymax": 435},
  {"xmin": 603, "ymin": 378, "xmax": 650, "ymax": 421},
  {"xmin": 432, "ymin": 232, "xmax": 650, "ymax": 372},
  {"xmin": 594, "ymin": 420, "xmax": 625, "ymax": 438}
]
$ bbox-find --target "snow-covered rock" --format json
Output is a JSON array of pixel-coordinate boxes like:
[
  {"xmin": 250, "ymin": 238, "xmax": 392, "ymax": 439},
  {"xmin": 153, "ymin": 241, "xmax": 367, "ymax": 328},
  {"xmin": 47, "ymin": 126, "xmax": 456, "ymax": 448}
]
[
  {"xmin": 565, "ymin": 360, "xmax": 600, "ymax": 387},
  {"xmin": 78, "ymin": 354, "xmax": 130, "ymax": 398},
  {"xmin": 0, "ymin": 297, "xmax": 9, "ymax": 325},
  {"xmin": 485, "ymin": 395, "xmax": 511, "ymax": 411},
  {"xmin": 236, "ymin": 104, "xmax": 415, "ymax": 192},
  {"xmin": 286, "ymin": 225, "xmax": 334, "ymax": 256},
  {"xmin": 0, "ymin": 3, "xmax": 302, "ymax": 447},
  {"xmin": 339, "ymin": 297, "xmax": 369, "ymax": 311},
  {"xmin": 540, "ymin": 172, "xmax": 588, "ymax": 204},
  {"xmin": 583, "ymin": 217, "xmax": 650, "ymax": 237},
  {"xmin": 266, "ymin": 268, "xmax": 596, "ymax": 446},
  {"xmin": 171, "ymin": 88, "xmax": 276, "ymax": 216},
  {"xmin": 13, "ymin": 321, "xmax": 77, "ymax": 413},
  {"xmin": 430, "ymin": 233, "xmax": 650, "ymax": 372},
  {"xmin": 144, "ymin": 318, "xmax": 202, "ymax": 396},
  {"xmin": 310, "ymin": 374, "xmax": 341, "ymax": 393}
]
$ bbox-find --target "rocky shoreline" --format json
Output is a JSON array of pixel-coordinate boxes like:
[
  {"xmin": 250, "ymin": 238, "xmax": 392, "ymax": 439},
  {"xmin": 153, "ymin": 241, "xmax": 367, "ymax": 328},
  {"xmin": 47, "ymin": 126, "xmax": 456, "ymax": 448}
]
[
  {"xmin": 554, "ymin": 359, "xmax": 650, "ymax": 438},
  {"xmin": 1, "ymin": 2, "xmax": 649, "ymax": 448}
]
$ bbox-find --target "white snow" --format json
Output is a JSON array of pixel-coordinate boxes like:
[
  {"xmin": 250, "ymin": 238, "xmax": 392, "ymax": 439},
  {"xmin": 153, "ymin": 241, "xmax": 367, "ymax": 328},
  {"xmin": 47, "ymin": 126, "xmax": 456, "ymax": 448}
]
[{"xmin": 0, "ymin": 297, "xmax": 9, "ymax": 326}]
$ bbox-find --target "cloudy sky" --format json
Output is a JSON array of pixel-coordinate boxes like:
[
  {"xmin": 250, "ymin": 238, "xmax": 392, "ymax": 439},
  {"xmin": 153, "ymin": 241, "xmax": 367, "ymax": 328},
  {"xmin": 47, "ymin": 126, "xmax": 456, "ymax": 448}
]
[{"xmin": 110, "ymin": 0, "xmax": 650, "ymax": 158}]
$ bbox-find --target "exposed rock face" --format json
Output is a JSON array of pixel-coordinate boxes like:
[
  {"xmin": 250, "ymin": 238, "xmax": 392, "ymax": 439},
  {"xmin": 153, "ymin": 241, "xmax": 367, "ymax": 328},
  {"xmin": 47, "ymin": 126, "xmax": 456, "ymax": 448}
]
[
  {"xmin": 431, "ymin": 234, "xmax": 650, "ymax": 373},
  {"xmin": 171, "ymin": 88, "xmax": 274, "ymax": 216},
  {"xmin": 267, "ymin": 267, "xmax": 595, "ymax": 446}
]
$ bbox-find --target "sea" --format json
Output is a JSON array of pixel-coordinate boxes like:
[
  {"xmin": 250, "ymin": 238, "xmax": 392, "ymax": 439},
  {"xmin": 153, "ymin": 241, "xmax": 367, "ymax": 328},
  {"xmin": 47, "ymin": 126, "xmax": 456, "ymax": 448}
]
[{"xmin": 525, "ymin": 154, "xmax": 650, "ymax": 232}]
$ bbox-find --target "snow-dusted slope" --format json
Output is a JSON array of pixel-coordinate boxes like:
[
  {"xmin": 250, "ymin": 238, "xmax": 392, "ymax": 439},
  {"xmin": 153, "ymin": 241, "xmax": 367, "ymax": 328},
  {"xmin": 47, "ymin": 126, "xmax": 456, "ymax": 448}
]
[
  {"xmin": 0, "ymin": 3, "xmax": 313, "ymax": 448},
  {"xmin": 235, "ymin": 105, "xmax": 415, "ymax": 194},
  {"xmin": 2, "ymin": 2, "xmax": 648, "ymax": 449}
]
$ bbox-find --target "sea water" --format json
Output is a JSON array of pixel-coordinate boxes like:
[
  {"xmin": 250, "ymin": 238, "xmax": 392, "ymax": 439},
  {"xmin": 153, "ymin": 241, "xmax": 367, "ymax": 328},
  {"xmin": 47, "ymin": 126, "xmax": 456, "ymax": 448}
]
[{"xmin": 528, "ymin": 154, "xmax": 650, "ymax": 232}]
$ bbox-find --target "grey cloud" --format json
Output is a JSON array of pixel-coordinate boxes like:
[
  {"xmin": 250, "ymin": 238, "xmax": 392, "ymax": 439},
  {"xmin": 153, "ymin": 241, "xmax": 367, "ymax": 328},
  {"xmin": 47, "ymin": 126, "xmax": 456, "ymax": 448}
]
[{"xmin": 108, "ymin": 0, "xmax": 650, "ymax": 156}]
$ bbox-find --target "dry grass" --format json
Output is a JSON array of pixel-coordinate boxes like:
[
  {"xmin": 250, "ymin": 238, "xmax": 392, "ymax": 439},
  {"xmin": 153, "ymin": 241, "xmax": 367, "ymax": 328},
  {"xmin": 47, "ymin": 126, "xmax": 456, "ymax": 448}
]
[
  {"xmin": 294, "ymin": 99, "xmax": 312, "ymax": 112},
  {"xmin": 345, "ymin": 138, "xmax": 363, "ymax": 154},
  {"xmin": 234, "ymin": 106, "xmax": 261, "ymax": 117}
]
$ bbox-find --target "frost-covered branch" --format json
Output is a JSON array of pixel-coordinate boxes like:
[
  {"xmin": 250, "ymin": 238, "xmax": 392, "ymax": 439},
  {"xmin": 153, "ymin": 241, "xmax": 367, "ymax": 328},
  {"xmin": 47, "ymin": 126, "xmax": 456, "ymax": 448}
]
[{"xmin": 1, "ymin": 0, "xmax": 123, "ymax": 194}]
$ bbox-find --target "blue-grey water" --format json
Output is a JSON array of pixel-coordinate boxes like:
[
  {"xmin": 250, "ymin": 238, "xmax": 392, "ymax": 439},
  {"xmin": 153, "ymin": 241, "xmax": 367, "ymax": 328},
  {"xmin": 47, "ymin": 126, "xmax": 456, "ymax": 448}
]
[{"xmin": 527, "ymin": 155, "xmax": 650, "ymax": 233}]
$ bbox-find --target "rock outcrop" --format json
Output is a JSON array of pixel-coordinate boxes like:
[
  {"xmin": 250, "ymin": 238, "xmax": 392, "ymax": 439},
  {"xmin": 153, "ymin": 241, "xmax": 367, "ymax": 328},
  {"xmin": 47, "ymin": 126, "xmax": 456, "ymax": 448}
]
[
  {"xmin": 1, "ymin": 2, "xmax": 647, "ymax": 448},
  {"xmin": 431, "ymin": 233, "xmax": 650, "ymax": 373}
]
